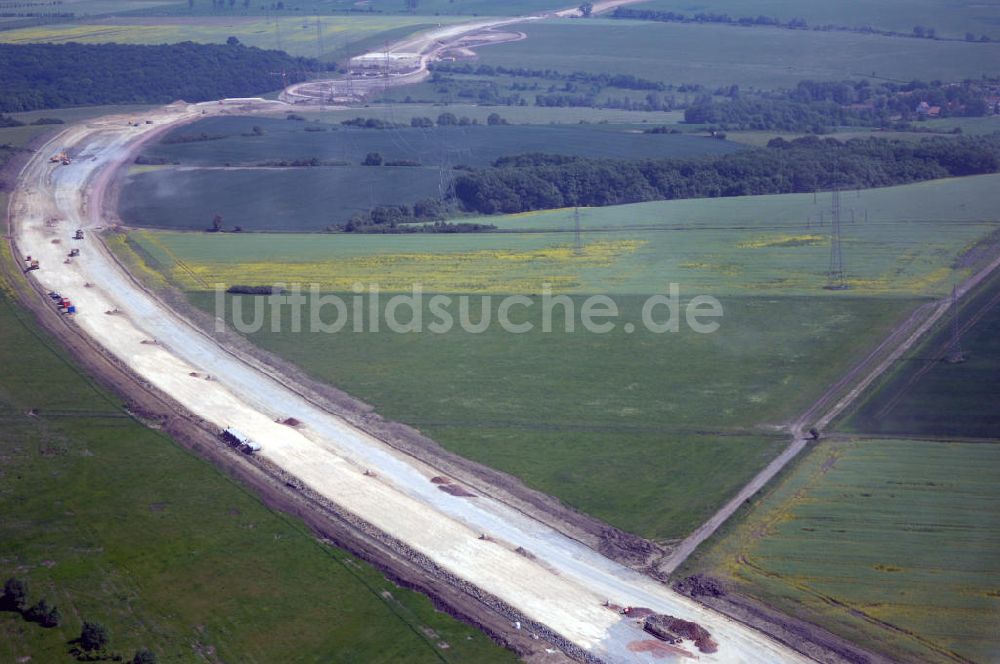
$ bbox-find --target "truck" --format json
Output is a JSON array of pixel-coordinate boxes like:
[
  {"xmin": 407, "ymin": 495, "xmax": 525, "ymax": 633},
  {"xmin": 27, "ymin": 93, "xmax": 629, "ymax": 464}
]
[
  {"xmin": 221, "ymin": 427, "xmax": 261, "ymax": 454},
  {"xmin": 24, "ymin": 256, "xmax": 39, "ymax": 272},
  {"xmin": 49, "ymin": 152, "xmax": 71, "ymax": 165},
  {"xmin": 68, "ymin": 248, "xmax": 80, "ymax": 257},
  {"xmin": 74, "ymin": 229, "xmax": 84, "ymax": 240}
]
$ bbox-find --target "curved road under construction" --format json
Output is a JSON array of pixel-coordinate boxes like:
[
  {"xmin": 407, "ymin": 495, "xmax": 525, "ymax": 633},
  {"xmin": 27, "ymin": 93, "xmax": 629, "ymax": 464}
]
[
  {"xmin": 12, "ymin": 102, "xmax": 810, "ymax": 663},
  {"xmin": 15, "ymin": 3, "xmax": 995, "ymax": 661},
  {"xmin": 281, "ymin": 0, "xmax": 644, "ymax": 104}
]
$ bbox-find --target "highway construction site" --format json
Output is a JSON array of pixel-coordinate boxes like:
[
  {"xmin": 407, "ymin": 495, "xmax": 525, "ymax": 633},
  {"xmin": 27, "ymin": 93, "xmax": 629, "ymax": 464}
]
[
  {"xmin": 7, "ymin": 3, "xmax": 1000, "ymax": 663},
  {"xmin": 281, "ymin": 0, "xmax": 640, "ymax": 105},
  {"xmin": 7, "ymin": 99, "xmax": 818, "ymax": 664}
]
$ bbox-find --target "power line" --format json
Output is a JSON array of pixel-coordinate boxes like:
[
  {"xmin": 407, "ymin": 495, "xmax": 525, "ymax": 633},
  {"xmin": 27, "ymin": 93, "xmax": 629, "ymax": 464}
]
[
  {"xmin": 946, "ymin": 285, "xmax": 966, "ymax": 363},
  {"xmin": 315, "ymin": 17, "xmax": 324, "ymax": 59},
  {"xmin": 272, "ymin": 13, "xmax": 283, "ymax": 52},
  {"xmin": 346, "ymin": 47, "xmax": 355, "ymax": 100},
  {"xmin": 824, "ymin": 189, "xmax": 849, "ymax": 291},
  {"xmin": 574, "ymin": 207, "xmax": 582, "ymax": 256}
]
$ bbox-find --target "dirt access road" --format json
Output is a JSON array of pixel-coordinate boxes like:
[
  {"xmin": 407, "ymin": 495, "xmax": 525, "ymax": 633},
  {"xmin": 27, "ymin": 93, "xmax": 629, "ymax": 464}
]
[
  {"xmin": 10, "ymin": 99, "xmax": 811, "ymax": 664},
  {"xmin": 282, "ymin": 0, "xmax": 644, "ymax": 104},
  {"xmin": 658, "ymin": 247, "xmax": 1000, "ymax": 575}
]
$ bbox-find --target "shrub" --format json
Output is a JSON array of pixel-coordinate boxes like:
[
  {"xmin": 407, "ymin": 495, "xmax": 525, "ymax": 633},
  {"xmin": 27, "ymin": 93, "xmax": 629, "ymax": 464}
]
[{"xmin": 80, "ymin": 621, "xmax": 109, "ymax": 651}]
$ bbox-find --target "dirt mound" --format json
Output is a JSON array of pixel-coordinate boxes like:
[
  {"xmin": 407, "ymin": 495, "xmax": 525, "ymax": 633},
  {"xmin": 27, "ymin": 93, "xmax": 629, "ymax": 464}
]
[
  {"xmin": 438, "ymin": 484, "xmax": 476, "ymax": 498},
  {"xmin": 598, "ymin": 526, "xmax": 659, "ymax": 567},
  {"xmin": 430, "ymin": 476, "xmax": 451, "ymax": 484},
  {"xmin": 281, "ymin": 417, "xmax": 302, "ymax": 427},
  {"xmin": 644, "ymin": 614, "xmax": 717, "ymax": 654},
  {"xmin": 514, "ymin": 546, "xmax": 536, "ymax": 560},
  {"xmin": 623, "ymin": 606, "xmax": 656, "ymax": 618},
  {"xmin": 673, "ymin": 574, "xmax": 726, "ymax": 599}
]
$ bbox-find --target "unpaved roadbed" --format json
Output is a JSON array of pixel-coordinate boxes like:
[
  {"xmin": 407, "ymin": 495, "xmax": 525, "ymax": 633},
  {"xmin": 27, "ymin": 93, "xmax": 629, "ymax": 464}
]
[{"xmin": 11, "ymin": 101, "xmax": 811, "ymax": 663}]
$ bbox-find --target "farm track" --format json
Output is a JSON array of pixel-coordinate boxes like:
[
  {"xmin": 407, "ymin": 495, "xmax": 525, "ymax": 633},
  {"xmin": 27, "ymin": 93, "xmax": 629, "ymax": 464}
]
[
  {"xmin": 658, "ymin": 243, "xmax": 1000, "ymax": 577},
  {"xmin": 872, "ymin": 282, "xmax": 1000, "ymax": 419}
]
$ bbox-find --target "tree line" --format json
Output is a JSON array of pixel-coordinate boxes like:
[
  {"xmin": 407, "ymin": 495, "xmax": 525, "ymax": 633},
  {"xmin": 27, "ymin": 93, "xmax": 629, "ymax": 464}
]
[
  {"xmin": 452, "ymin": 134, "xmax": 1000, "ymax": 214},
  {"xmin": 334, "ymin": 200, "xmax": 495, "ymax": 234},
  {"xmin": 684, "ymin": 97, "xmax": 879, "ymax": 132},
  {"xmin": 429, "ymin": 62, "xmax": 667, "ymax": 92},
  {"xmin": 0, "ymin": 42, "xmax": 324, "ymax": 112},
  {"xmin": 425, "ymin": 64, "xmax": 677, "ymax": 111},
  {"xmin": 686, "ymin": 78, "xmax": 998, "ymax": 132},
  {"xmin": 611, "ymin": 7, "xmax": 995, "ymax": 42},
  {"xmin": 426, "ymin": 62, "xmax": 997, "ymax": 124}
]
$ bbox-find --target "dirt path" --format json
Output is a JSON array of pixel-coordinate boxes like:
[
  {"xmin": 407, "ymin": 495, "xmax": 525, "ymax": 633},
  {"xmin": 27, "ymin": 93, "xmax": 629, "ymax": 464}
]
[
  {"xmin": 9, "ymin": 103, "xmax": 812, "ymax": 663},
  {"xmin": 657, "ymin": 248, "xmax": 1000, "ymax": 576}
]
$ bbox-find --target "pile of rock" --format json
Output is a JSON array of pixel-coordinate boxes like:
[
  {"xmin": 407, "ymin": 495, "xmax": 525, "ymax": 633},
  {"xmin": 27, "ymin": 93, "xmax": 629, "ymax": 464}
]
[{"xmin": 644, "ymin": 614, "xmax": 718, "ymax": 654}]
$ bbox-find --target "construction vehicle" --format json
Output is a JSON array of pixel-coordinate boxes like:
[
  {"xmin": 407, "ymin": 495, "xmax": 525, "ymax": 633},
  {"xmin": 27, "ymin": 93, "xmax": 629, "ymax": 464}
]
[
  {"xmin": 58, "ymin": 297, "xmax": 77, "ymax": 314},
  {"xmin": 68, "ymin": 248, "xmax": 80, "ymax": 257},
  {"xmin": 24, "ymin": 256, "xmax": 39, "ymax": 272},
  {"xmin": 221, "ymin": 427, "xmax": 261, "ymax": 454},
  {"xmin": 49, "ymin": 152, "xmax": 71, "ymax": 165},
  {"xmin": 74, "ymin": 229, "xmax": 84, "ymax": 240}
]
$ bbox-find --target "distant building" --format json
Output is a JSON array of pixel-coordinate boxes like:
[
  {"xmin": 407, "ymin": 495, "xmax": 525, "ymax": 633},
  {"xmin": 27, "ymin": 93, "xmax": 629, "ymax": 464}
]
[{"xmin": 914, "ymin": 101, "xmax": 942, "ymax": 118}]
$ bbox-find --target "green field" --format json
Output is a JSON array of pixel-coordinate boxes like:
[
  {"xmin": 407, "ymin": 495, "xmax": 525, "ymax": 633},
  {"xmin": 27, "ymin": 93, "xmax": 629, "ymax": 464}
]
[
  {"xmin": 121, "ymin": 166, "xmax": 444, "ymax": 231},
  {"xmin": 679, "ymin": 436, "xmax": 1000, "ymax": 664},
  {"xmin": 188, "ymin": 291, "xmax": 919, "ymax": 540},
  {"xmin": 137, "ymin": 115, "xmax": 741, "ymax": 167},
  {"xmin": 124, "ymin": 0, "xmax": 564, "ymax": 17},
  {"xmin": 49, "ymin": 0, "xmax": 184, "ymax": 17},
  {"xmin": 210, "ymin": 174, "xmax": 1000, "ymax": 297},
  {"xmin": 119, "ymin": 169, "xmax": 1000, "ymax": 541},
  {"xmin": 0, "ymin": 274, "xmax": 513, "ymax": 661},
  {"xmin": 118, "ymin": 115, "xmax": 742, "ymax": 230},
  {"xmin": 632, "ymin": 0, "xmax": 1000, "ymax": 41},
  {"xmin": 271, "ymin": 103, "xmax": 686, "ymax": 126},
  {"xmin": 0, "ymin": 0, "xmax": 564, "ymax": 21},
  {"xmin": 846, "ymin": 266, "xmax": 1000, "ymax": 439},
  {"xmin": 677, "ymin": 210, "xmax": 1000, "ymax": 663},
  {"xmin": 320, "ymin": 0, "xmax": 565, "ymax": 15},
  {"xmin": 474, "ymin": 18, "xmax": 1000, "ymax": 89},
  {"xmin": 369, "ymin": 68, "xmax": 695, "ymax": 110},
  {"xmin": 0, "ymin": 15, "xmax": 459, "ymax": 60}
]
